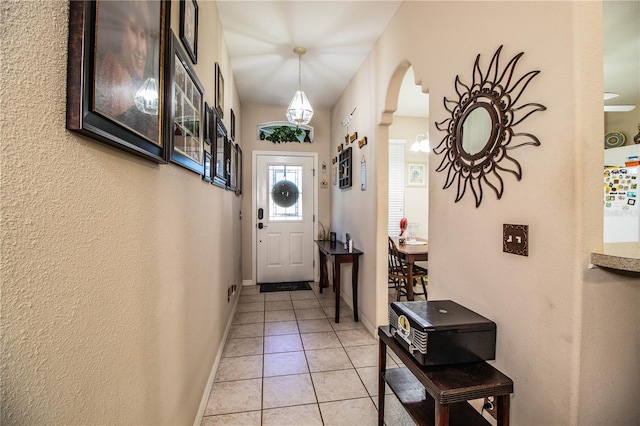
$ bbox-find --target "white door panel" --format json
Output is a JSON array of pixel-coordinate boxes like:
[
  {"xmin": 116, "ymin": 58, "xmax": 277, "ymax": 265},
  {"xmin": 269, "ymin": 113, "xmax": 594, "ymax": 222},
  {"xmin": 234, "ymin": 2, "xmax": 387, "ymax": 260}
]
[
  {"xmin": 256, "ymin": 154, "xmax": 314, "ymax": 283},
  {"xmin": 290, "ymin": 233, "xmax": 304, "ymax": 265},
  {"xmin": 266, "ymin": 233, "xmax": 282, "ymax": 266}
]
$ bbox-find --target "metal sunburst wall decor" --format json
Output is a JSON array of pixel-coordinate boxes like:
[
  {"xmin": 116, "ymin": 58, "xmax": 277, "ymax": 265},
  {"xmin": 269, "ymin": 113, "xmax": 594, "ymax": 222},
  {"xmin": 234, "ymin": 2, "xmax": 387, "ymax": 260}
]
[{"xmin": 434, "ymin": 45, "xmax": 546, "ymax": 207}]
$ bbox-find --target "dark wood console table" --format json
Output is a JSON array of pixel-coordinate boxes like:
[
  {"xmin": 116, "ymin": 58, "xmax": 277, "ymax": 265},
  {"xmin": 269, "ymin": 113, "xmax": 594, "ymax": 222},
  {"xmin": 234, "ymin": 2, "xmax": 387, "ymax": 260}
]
[
  {"xmin": 315, "ymin": 240, "xmax": 363, "ymax": 323},
  {"xmin": 378, "ymin": 326, "xmax": 513, "ymax": 426}
]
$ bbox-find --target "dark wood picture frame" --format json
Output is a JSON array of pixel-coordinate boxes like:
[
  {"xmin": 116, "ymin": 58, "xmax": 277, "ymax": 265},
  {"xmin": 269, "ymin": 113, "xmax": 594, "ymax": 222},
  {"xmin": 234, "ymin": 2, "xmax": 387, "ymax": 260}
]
[
  {"xmin": 215, "ymin": 62, "xmax": 224, "ymax": 118},
  {"xmin": 202, "ymin": 102, "xmax": 213, "ymax": 183},
  {"xmin": 203, "ymin": 150, "xmax": 212, "ymax": 183},
  {"xmin": 66, "ymin": 0, "xmax": 171, "ymax": 163},
  {"xmin": 227, "ymin": 140, "xmax": 237, "ymax": 191},
  {"xmin": 167, "ymin": 32, "xmax": 204, "ymax": 175},
  {"xmin": 179, "ymin": 0, "xmax": 198, "ymax": 64},
  {"xmin": 339, "ymin": 146, "xmax": 353, "ymax": 189},
  {"xmin": 212, "ymin": 112, "xmax": 227, "ymax": 188},
  {"xmin": 230, "ymin": 109, "xmax": 236, "ymax": 141},
  {"xmin": 235, "ymin": 145, "xmax": 242, "ymax": 195}
]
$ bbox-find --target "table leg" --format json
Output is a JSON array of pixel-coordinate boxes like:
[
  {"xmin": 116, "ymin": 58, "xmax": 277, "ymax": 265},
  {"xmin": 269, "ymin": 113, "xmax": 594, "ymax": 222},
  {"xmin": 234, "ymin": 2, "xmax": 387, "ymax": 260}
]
[
  {"xmin": 333, "ymin": 260, "xmax": 341, "ymax": 323},
  {"xmin": 352, "ymin": 255, "xmax": 359, "ymax": 322},
  {"xmin": 406, "ymin": 256, "xmax": 415, "ymax": 301},
  {"xmin": 434, "ymin": 403, "xmax": 450, "ymax": 426},
  {"xmin": 496, "ymin": 395, "xmax": 510, "ymax": 426},
  {"xmin": 378, "ymin": 338, "xmax": 387, "ymax": 426},
  {"xmin": 319, "ymin": 250, "xmax": 328, "ymax": 294}
]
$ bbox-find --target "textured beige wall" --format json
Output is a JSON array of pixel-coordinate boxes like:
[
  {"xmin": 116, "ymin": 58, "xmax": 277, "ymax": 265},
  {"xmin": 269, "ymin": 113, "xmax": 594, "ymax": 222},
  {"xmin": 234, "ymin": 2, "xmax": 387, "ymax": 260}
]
[
  {"xmin": 331, "ymin": 1, "xmax": 639, "ymax": 425},
  {"xmin": 1, "ymin": 1, "xmax": 241, "ymax": 424}
]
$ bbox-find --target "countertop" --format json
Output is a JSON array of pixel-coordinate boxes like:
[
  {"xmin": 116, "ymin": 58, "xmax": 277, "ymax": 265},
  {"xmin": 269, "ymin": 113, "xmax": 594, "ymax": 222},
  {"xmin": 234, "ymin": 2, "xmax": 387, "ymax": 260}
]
[{"xmin": 590, "ymin": 243, "xmax": 640, "ymax": 273}]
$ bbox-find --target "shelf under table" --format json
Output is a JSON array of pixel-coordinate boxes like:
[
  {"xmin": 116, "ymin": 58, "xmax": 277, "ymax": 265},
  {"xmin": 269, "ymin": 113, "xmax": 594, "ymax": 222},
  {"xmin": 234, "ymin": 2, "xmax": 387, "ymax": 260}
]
[{"xmin": 383, "ymin": 367, "xmax": 491, "ymax": 426}]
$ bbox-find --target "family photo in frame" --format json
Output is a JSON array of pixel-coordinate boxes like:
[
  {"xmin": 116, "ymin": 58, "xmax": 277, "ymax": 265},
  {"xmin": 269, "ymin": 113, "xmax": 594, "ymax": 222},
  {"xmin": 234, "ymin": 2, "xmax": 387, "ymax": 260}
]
[
  {"xmin": 179, "ymin": 0, "xmax": 198, "ymax": 64},
  {"xmin": 93, "ymin": 0, "xmax": 162, "ymax": 144},
  {"xmin": 66, "ymin": 0, "xmax": 170, "ymax": 162},
  {"xmin": 168, "ymin": 33, "xmax": 205, "ymax": 175},
  {"xmin": 66, "ymin": 0, "xmax": 236, "ymax": 185}
]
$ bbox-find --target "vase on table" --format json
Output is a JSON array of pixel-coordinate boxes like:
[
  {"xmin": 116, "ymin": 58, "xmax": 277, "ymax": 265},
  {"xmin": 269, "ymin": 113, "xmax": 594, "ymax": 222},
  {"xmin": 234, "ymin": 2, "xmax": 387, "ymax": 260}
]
[{"xmin": 407, "ymin": 223, "xmax": 419, "ymax": 243}]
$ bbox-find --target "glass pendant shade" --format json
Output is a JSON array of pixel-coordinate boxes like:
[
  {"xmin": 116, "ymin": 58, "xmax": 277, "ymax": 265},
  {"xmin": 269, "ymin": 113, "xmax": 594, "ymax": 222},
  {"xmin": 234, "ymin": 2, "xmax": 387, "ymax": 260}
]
[
  {"xmin": 134, "ymin": 77, "xmax": 159, "ymax": 115},
  {"xmin": 410, "ymin": 132, "xmax": 430, "ymax": 152},
  {"xmin": 286, "ymin": 47, "xmax": 313, "ymax": 125},
  {"xmin": 286, "ymin": 90, "xmax": 314, "ymax": 125}
]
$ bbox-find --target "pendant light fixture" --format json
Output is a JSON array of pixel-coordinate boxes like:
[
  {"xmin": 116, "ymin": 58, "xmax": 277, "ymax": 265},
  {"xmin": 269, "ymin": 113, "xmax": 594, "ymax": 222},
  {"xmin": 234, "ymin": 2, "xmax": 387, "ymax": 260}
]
[
  {"xmin": 410, "ymin": 132, "xmax": 430, "ymax": 152},
  {"xmin": 286, "ymin": 47, "xmax": 314, "ymax": 125}
]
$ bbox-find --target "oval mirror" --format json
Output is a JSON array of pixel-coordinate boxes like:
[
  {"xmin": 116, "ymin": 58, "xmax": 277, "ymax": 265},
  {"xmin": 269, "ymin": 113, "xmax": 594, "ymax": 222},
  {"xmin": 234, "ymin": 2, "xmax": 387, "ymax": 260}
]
[{"xmin": 461, "ymin": 106, "xmax": 493, "ymax": 156}]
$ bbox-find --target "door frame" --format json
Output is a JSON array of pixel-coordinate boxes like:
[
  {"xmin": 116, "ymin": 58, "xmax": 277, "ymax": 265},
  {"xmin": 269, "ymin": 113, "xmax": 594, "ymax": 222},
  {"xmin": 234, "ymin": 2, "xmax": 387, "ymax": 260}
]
[{"xmin": 251, "ymin": 150, "xmax": 318, "ymax": 285}]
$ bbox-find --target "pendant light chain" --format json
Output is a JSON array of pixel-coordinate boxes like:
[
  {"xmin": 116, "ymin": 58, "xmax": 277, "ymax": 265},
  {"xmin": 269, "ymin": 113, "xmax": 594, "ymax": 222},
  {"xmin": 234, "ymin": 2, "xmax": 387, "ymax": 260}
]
[{"xmin": 297, "ymin": 50, "xmax": 302, "ymax": 92}]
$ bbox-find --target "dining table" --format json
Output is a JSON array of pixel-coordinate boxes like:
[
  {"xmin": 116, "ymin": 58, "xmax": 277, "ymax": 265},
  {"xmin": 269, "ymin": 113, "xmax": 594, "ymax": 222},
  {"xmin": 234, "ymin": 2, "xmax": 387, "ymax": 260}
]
[{"xmin": 390, "ymin": 236, "xmax": 428, "ymax": 301}]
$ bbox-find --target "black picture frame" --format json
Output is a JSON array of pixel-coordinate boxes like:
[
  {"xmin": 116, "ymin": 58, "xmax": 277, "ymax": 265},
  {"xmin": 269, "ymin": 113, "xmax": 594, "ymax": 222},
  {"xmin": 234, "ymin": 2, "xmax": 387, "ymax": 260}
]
[
  {"xmin": 66, "ymin": 0, "xmax": 171, "ymax": 163},
  {"xmin": 339, "ymin": 147, "xmax": 353, "ymax": 189},
  {"xmin": 167, "ymin": 32, "xmax": 204, "ymax": 175},
  {"xmin": 230, "ymin": 109, "xmax": 236, "ymax": 141},
  {"xmin": 215, "ymin": 62, "xmax": 224, "ymax": 118},
  {"xmin": 212, "ymin": 112, "xmax": 227, "ymax": 188},
  {"xmin": 203, "ymin": 150, "xmax": 212, "ymax": 183},
  {"xmin": 235, "ymin": 145, "xmax": 242, "ymax": 196},
  {"xmin": 202, "ymin": 102, "xmax": 213, "ymax": 183},
  {"xmin": 204, "ymin": 102, "xmax": 212, "ymax": 142},
  {"xmin": 227, "ymin": 140, "xmax": 237, "ymax": 191},
  {"xmin": 179, "ymin": 0, "xmax": 198, "ymax": 64}
]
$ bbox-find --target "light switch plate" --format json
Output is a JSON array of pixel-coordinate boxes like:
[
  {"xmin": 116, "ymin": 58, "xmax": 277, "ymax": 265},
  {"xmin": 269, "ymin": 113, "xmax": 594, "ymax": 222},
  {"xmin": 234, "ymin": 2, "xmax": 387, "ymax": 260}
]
[{"xmin": 503, "ymin": 224, "xmax": 528, "ymax": 256}]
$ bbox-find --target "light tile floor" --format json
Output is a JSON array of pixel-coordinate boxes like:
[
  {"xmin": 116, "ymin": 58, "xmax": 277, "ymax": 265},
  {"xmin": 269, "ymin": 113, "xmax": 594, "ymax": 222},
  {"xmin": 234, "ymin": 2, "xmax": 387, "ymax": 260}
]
[{"xmin": 202, "ymin": 282, "xmax": 421, "ymax": 426}]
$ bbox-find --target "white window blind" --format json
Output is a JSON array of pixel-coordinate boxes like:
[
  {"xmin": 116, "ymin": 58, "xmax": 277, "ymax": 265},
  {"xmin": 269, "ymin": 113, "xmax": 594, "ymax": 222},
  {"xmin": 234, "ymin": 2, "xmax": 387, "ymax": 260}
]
[{"xmin": 388, "ymin": 139, "xmax": 405, "ymax": 236}]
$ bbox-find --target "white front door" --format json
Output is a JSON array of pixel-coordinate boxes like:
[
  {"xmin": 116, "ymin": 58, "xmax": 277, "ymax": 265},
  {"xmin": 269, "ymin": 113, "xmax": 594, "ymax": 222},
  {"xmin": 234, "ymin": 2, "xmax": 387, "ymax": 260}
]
[{"xmin": 256, "ymin": 153, "xmax": 315, "ymax": 283}]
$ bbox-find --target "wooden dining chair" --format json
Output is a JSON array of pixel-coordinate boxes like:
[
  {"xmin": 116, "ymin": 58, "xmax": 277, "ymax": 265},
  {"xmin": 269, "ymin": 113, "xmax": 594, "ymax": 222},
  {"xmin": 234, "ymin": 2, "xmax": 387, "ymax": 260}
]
[{"xmin": 388, "ymin": 237, "xmax": 428, "ymax": 301}]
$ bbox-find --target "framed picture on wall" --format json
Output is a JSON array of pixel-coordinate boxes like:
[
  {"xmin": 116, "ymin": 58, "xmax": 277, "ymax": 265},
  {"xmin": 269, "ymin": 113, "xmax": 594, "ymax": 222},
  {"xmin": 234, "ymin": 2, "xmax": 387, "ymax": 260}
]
[
  {"xmin": 226, "ymin": 138, "xmax": 236, "ymax": 191},
  {"xmin": 235, "ymin": 145, "xmax": 242, "ymax": 195},
  {"xmin": 202, "ymin": 102, "xmax": 213, "ymax": 183},
  {"xmin": 230, "ymin": 109, "xmax": 236, "ymax": 141},
  {"xmin": 167, "ymin": 32, "xmax": 204, "ymax": 175},
  {"xmin": 179, "ymin": 0, "xmax": 198, "ymax": 64},
  {"xmin": 212, "ymin": 112, "xmax": 227, "ymax": 188},
  {"xmin": 215, "ymin": 62, "xmax": 224, "ymax": 118},
  {"xmin": 203, "ymin": 147, "xmax": 212, "ymax": 183},
  {"xmin": 66, "ymin": 0, "xmax": 171, "ymax": 163},
  {"xmin": 407, "ymin": 162, "xmax": 427, "ymax": 187}
]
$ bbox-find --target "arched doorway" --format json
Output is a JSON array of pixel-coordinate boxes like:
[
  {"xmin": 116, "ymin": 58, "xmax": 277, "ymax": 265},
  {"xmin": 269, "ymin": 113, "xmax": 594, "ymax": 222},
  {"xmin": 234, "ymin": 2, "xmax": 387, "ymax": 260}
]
[{"xmin": 376, "ymin": 64, "xmax": 430, "ymax": 323}]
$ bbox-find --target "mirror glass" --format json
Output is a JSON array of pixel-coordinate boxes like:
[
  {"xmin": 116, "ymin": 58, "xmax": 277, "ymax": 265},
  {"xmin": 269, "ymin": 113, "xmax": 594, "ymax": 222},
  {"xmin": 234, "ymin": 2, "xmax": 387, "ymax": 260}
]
[{"xmin": 461, "ymin": 106, "xmax": 492, "ymax": 156}]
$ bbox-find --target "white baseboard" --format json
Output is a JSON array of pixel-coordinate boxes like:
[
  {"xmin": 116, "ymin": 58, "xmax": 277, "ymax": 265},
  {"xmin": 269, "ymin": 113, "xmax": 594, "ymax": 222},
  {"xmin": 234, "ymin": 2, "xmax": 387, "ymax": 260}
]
[
  {"xmin": 242, "ymin": 279, "xmax": 254, "ymax": 287},
  {"xmin": 339, "ymin": 294, "xmax": 377, "ymax": 339},
  {"xmin": 358, "ymin": 311, "xmax": 377, "ymax": 338},
  {"xmin": 192, "ymin": 284, "xmax": 242, "ymax": 425}
]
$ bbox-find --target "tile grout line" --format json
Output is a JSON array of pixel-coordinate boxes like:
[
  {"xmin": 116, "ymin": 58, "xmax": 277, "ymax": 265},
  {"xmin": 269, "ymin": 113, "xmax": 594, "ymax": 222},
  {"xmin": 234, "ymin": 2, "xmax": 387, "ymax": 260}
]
[{"xmin": 208, "ymin": 284, "xmax": 380, "ymax": 425}]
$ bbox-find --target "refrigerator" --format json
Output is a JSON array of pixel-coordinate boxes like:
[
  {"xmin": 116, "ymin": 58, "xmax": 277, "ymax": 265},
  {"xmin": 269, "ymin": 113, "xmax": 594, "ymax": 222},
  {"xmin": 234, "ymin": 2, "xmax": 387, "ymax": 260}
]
[{"xmin": 604, "ymin": 165, "xmax": 639, "ymax": 243}]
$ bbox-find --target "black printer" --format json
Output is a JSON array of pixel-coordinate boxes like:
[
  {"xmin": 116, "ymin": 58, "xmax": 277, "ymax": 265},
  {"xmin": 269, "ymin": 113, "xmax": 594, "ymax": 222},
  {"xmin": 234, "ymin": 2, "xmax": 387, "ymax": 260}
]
[{"xmin": 389, "ymin": 300, "xmax": 496, "ymax": 366}]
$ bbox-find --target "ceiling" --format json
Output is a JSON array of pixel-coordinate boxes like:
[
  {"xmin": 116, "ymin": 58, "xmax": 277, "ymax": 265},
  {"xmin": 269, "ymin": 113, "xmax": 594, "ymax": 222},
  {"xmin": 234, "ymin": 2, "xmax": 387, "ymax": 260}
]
[
  {"xmin": 603, "ymin": 1, "xmax": 640, "ymax": 111},
  {"xmin": 217, "ymin": 1, "xmax": 638, "ymax": 119},
  {"xmin": 216, "ymin": 1, "xmax": 402, "ymax": 111}
]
